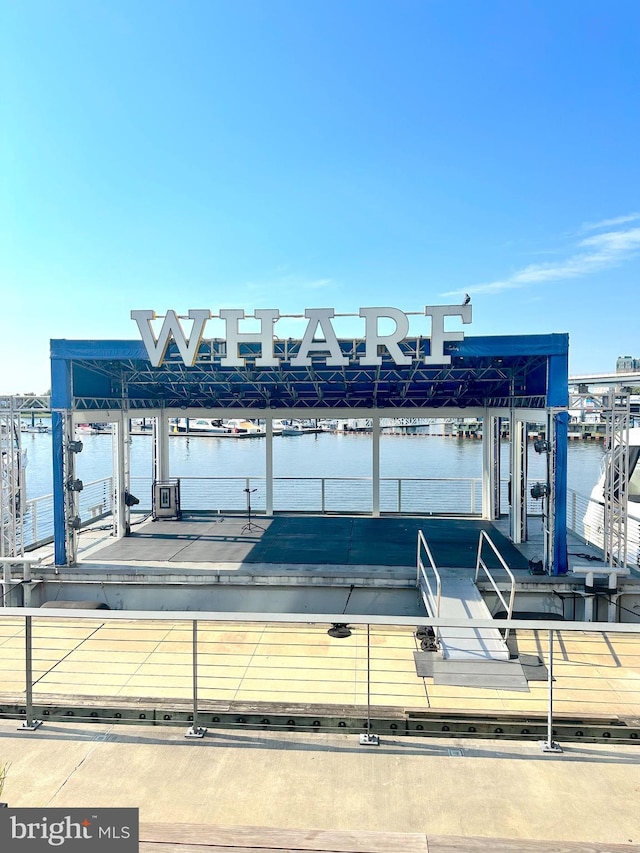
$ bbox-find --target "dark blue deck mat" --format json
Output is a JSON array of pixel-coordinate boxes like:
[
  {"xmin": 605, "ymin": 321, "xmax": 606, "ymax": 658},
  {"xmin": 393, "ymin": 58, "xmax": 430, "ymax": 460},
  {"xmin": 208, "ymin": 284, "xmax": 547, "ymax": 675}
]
[{"xmin": 91, "ymin": 516, "xmax": 530, "ymax": 570}]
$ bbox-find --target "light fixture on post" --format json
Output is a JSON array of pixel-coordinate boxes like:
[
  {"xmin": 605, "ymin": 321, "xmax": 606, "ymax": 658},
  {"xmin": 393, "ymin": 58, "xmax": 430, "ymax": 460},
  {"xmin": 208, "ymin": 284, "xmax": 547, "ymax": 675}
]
[
  {"xmin": 69, "ymin": 516, "xmax": 82, "ymax": 530},
  {"xmin": 534, "ymin": 439, "xmax": 551, "ymax": 454},
  {"xmin": 67, "ymin": 440, "xmax": 83, "ymax": 454},
  {"xmin": 327, "ymin": 623, "xmax": 352, "ymax": 639},
  {"xmin": 530, "ymin": 482, "xmax": 549, "ymax": 500},
  {"xmin": 124, "ymin": 491, "xmax": 140, "ymax": 507},
  {"xmin": 66, "ymin": 478, "xmax": 84, "ymax": 492}
]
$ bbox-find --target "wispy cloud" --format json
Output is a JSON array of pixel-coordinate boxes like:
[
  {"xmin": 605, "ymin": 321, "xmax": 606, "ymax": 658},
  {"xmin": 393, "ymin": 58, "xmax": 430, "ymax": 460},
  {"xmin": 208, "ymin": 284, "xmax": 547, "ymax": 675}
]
[
  {"xmin": 443, "ymin": 219, "xmax": 640, "ymax": 298},
  {"xmin": 580, "ymin": 213, "xmax": 640, "ymax": 232},
  {"xmin": 230, "ymin": 273, "xmax": 335, "ymax": 306}
]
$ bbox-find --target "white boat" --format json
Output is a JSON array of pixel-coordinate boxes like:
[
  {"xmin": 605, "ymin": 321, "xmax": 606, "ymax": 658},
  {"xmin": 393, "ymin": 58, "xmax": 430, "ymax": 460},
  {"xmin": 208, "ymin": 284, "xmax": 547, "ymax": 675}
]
[
  {"xmin": 175, "ymin": 418, "xmax": 232, "ymax": 435},
  {"xmin": 583, "ymin": 426, "xmax": 640, "ymax": 567},
  {"xmin": 21, "ymin": 422, "xmax": 51, "ymax": 434},
  {"xmin": 281, "ymin": 425, "xmax": 305, "ymax": 436},
  {"xmin": 225, "ymin": 419, "xmax": 265, "ymax": 435},
  {"xmin": 76, "ymin": 423, "xmax": 111, "ymax": 435}
]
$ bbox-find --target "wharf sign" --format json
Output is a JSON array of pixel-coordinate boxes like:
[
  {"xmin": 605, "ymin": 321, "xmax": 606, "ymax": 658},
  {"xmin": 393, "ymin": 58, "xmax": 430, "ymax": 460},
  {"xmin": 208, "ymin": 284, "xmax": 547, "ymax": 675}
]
[{"xmin": 132, "ymin": 305, "xmax": 472, "ymax": 369}]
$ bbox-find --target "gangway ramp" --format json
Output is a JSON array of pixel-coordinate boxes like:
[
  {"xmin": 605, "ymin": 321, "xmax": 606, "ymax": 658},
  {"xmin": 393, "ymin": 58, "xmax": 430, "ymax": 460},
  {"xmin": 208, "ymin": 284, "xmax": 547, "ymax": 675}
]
[{"xmin": 417, "ymin": 530, "xmax": 515, "ymax": 662}]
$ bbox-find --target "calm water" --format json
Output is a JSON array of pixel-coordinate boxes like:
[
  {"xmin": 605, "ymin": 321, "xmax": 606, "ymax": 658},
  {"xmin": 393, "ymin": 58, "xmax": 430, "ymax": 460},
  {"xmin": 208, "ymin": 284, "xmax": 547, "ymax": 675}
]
[{"xmin": 21, "ymin": 429, "xmax": 605, "ymax": 501}]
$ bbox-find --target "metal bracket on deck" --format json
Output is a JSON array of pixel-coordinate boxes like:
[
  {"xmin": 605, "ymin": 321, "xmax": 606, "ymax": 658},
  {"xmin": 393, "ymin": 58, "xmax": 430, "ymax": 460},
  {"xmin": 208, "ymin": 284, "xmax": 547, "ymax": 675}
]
[
  {"xmin": 359, "ymin": 733, "xmax": 380, "ymax": 746},
  {"xmin": 539, "ymin": 739, "xmax": 563, "ymax": 754},
  {"xmin": 18, "ymin": 719, "xmax": 43, "ymax": 732},
  {"xmin": 185, "ymin": 725, "xmax": 207, "ymax": 739}
]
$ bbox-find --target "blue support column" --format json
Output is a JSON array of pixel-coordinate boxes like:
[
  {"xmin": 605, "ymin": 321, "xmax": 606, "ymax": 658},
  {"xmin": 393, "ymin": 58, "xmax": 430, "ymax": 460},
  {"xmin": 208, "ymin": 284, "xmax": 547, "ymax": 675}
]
[
  {"xmin": 52, "ymin": 411, "xmax": 66, "ymax": 566},
  {"xmin": 553, "ymin": 411, "xmax": 569, "ymax": 575},
  {"xmin": 51, "ymin": 356, "xmax": 72, "ymax": 567}
]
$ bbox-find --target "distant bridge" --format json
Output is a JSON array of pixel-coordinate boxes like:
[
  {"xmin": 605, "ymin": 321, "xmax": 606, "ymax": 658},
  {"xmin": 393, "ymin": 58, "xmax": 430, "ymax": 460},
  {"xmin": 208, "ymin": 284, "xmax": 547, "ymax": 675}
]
[
  {"xmin": 569, "ymin": 371, "xmax": 640, "ymax": 390},
  {"xmin": 568, "ymin": 373, "xmax": 640, "ymax": 419}
]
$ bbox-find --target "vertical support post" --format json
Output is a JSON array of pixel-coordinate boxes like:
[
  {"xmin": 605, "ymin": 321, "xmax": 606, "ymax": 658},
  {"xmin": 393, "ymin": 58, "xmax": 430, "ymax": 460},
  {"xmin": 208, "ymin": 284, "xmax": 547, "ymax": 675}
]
[
  {"xmin": 186, "ymin": 619, "xmax": 206, "ymax": 738},
  {"xmin": 63, "ymin": 412, "xmax": 79, "ymax": 566},
  {"xmin": 112, "ymin": 414, "xmax": 127, "ymax": 539},
  {"xmin": 509, "ymin": 416, "xmax": 527, "ymax": 544},
  {"xmin": 31, "ymin": 502, "xmax": 38, "ymax": 547},
  {"xmin": 321, "ymin": 478, "xmax": 326, "ymax": 513},
  {"xmin": 123, "ymin": 414, "xmax": 131, "ymax": 534},
  {"xmin": 265, "ymin": 416, "xmax": 274, "ymax": 516},
  {"xmin": 51, "ymin": 354, "xmax": 72, "ymax": 567},
  {"xmin": 603, "ymin": 396, "xmax": 630, "ymax": 569},
  {"xmin": 550, "ymin": 410, "xmax": 569, "ymax": 575},
  {"xmin": 372, "ymin": 416, "xmax": 380, "ymax": 518},
  {"xmin": 398, "ymin": 479, "xmax": 402, "ymax": 513},
  {"xmin": 19, "ymin": 615, "xmax": 42, "ymax": 731},
  {"xmin": 2, "ymin": 562, "xmax": 10, "ymax": 607},
  {"xmin": 153, "ymin": 410, "xmax": 170, "ymax": 483},
  {"xmin": 540, "ymin": 629, "xmax": 562, "ymax": 752},
  {"xmin": 359, "ymin": 624, "xmax": 379, "ymax": 745},
  {"xmin": 482, "ymin": 414, "xmax": 500, "ymax": 520}
]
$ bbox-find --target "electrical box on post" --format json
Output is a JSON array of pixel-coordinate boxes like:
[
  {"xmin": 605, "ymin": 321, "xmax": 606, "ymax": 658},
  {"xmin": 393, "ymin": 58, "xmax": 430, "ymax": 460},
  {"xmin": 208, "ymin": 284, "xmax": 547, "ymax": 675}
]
[{"xmin": 152, "ymin": 479, "xmax": 181, "ymax": 520}]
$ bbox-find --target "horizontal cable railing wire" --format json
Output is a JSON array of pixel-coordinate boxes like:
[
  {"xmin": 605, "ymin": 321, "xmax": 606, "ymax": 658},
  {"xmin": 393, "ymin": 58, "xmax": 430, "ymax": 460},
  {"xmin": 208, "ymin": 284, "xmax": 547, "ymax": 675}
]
[
  {"xmin": 1, "ymin": 609, "xmax": 640, "ymax": 740},
  {"xmin": 23, "ymin": 476, "xmax": 616, "ymax": 549},
  {"xmin": 23, "ymin": 477, "xmax": 114, "ymax": 549}
]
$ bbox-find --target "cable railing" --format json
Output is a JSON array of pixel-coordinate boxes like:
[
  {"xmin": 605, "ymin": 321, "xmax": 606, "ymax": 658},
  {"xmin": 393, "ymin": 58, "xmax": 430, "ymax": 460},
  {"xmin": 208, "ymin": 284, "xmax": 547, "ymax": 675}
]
[
  {"xmin": 1, "ymin": 607, "xmax": 640, "ymax": 751},
  {"xmin": 567, "ymin": 487, "xmax": 640, "ymax": 568},
  {"xmin": 21, "ymin": 476, "xmax": 632, "ymax": 562},
  {"xmin": 152, "ymin": 475, "xmax": 487, "ymax": 515},
  {"xmin": 22, "ymin": 477, "xmax": 113, "ymax": 550},
  {"xmin": 475, "ymin": 530, "xmax": 516, "ymax": 640}
]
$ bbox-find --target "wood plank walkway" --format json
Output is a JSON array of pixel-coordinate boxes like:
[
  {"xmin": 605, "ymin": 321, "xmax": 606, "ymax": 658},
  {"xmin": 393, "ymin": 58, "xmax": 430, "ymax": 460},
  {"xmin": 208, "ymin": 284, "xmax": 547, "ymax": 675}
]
[
  {"xmin": 139, "ymin": 824, "xmax": 426, "ymax": 853},
  {"xmin": 139, "ymin": 823, "xmax": 636, "ymax": 853}
]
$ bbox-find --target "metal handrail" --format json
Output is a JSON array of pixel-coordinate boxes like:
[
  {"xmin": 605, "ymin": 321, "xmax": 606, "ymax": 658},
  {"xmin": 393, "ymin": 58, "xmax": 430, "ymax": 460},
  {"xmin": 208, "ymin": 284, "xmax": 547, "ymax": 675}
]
[
  {"xmin": 416, "ymin": 530, "xmax": 441, "ymax": 640},
  {"xmin": 3, "ymin": 608, "xmax": 640, "ymax": 750},
  {"xmin": 474, "ymin": 529, "xmax": 516, "ymax": 639}
]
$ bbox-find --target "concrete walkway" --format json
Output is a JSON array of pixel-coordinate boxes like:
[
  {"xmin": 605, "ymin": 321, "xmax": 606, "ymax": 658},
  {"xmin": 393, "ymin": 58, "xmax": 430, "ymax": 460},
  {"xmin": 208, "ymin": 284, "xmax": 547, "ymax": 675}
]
[{"xmin": 0, "ymin": 720, "xmax": 638, "ymax": 847}]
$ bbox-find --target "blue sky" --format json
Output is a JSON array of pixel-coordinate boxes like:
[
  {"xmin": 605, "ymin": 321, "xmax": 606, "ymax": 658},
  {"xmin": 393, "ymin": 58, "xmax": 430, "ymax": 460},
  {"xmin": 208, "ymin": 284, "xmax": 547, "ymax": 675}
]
[{"xmin": 2, "ymin": 0, "xmax": 639, "ymax": 393}]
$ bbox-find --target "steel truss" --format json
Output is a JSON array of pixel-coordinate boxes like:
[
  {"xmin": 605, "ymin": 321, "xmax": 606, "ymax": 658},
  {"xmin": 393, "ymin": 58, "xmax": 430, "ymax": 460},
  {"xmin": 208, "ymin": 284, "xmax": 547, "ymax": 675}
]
[
  {"xmin": 0, "ymin": 398, "xmax": 25, "ymax": 557},
  {"xmin": 67, "ymin": 342, "xmax": 550, "ymax": 413},
  {"xmin": 603, "ymin": 394, "xmax": 630, "ymax": 568}
]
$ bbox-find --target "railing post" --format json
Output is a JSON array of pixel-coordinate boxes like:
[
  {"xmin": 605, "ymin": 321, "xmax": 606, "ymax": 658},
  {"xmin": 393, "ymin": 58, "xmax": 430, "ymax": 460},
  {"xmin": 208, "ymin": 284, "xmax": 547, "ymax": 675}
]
[
  {"xmin": 398, "ymin": 479, "xmax": 402, "ymax": 513},
  {"xmin": 2, "ymin": 563, "xmax": 10, "ymax": 608},
  {"xmin": 540, "ymin": 628, "xmax": 562, "ymax": 753},
  {"xmin": 186, "ymin": 619, "xmax": 206, "ymax": 738},
  {"xmin": 19, "ymin": 615, "xmax": 42, "ymax": 731},
  {"xmin": 359, "ymin": 623, "xmax": 379, "ymax": 745},
  {"xmin": 321, "ymin": 478, "xmax": 326, "ymax": 514},
  {"xmin": 572, "ymin": 491, "xmax": 577, "ymax": 533},
  {"xmin": 31, "ymin": 501, "xmax": 38, "ymax": 547}
]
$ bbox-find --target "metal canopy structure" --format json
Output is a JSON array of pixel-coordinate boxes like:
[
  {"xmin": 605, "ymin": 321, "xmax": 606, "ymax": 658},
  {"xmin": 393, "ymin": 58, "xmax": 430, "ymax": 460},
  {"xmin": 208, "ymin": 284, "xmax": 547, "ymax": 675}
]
[
  {"xmin": 50, "ymin": 330, "xmax": 569, "ymax": 575},
  {"xmin": 52, "ymin": 334, "xmax": 565, "ymax": 412}
]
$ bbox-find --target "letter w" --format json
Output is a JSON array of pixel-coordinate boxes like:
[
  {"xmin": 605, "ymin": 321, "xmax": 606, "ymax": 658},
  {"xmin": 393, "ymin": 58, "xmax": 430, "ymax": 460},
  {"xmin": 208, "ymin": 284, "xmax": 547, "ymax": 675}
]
[{"xmin": 132, "ymin": 310, "xmax": 211, "ymax": 367}]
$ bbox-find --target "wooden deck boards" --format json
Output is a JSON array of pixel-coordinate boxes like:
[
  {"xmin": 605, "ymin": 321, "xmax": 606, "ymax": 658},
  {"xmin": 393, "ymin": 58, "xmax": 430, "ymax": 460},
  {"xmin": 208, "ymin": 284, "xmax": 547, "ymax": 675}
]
[
  {"xmin": 139, "ymin": 824, "xmax": 635, "ymax": 853},
  {"xmin": 139, "ymin": 824, "xmax": 427, "ymax": 853}
]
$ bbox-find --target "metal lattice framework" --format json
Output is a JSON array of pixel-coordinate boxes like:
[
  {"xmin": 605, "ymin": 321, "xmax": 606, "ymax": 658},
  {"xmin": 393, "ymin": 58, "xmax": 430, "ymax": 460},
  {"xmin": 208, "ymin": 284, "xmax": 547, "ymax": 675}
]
[
  {"xmin": 49, "ymin": 331, "xmax": 570, "ymax": 574},
  {"xmin": 604, "ymin": 394, "xmax": 631, "ymax": 568},
  {"xmin": 64, "ymin": 338, "xmax": 552, "ymax": 412},
  {"xmin": 0, "ymin": 398, "xmax": 25, "ymax": 558}
]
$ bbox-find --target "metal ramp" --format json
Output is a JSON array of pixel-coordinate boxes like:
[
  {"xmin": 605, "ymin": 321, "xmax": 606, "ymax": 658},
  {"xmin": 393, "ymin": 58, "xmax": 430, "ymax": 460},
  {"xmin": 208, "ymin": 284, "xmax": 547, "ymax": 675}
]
[{"xmin": 417, "ymin": 530, "xmax": 515, "ymax": 662}]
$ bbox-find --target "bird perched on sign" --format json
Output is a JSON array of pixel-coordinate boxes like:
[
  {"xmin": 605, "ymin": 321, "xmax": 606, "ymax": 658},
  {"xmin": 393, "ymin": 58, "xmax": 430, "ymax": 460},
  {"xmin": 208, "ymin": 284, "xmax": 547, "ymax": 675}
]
[{"xmin": 463, "ymin": 293, "xmax": 471, "ymax": 305}]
